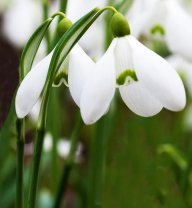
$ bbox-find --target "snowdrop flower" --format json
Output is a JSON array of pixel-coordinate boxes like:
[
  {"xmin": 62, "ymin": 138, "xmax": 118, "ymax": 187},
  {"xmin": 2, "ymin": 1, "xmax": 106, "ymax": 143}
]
[
  {"xmin": 43, "ymin": 133, "xmax": 53, "ymax": 152},
  {"xmin": 167, "ymin": 55, "xmax": 192, "ymax": 97},
  {"xmin": 43, "ymin": 133, "xmax": 82, "ymax": 160},
  {"xmin": 57, "ymin": 139, "xmax": 71, "ymax": 158},
  {"xmin": 127, "ymin": 0, "xmax": 192, "ymax": 61},
  {"xmin": 2, "ymin": 0, "xmax": 42, "ymax": 47},
  {"xmin": 15, "ymin": 15, "xmax": 94, "ymax": 119},
  {"xmin": 69, "ymin": 12, "xmax": 186, "ymax": 124},
  {"xmin": 15, "ymin": 43, "xmax": 91, "ymax": 118},
  {"xmin": 127, "ymin": 0, "xmax": 160, "ymax": 38},
  {"xmin": 66, "ymin": 0, "xmax": 107, "ymax": 58}
]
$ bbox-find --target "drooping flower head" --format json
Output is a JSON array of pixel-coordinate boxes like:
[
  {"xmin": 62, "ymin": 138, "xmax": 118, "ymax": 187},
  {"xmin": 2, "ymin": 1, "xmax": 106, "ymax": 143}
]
[
  {"xmin": 15, "ymin": 16, "xmax": 88, "ymax": 118},
  {"xmin": 71, "ymin": 12, "xmax": 186, "ymax": 124}
]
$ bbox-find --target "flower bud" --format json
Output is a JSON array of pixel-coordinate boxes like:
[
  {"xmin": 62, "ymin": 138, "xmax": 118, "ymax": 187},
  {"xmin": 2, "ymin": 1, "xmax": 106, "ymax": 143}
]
[
  {"xmin": 57, "ymin": 17, "xmax": 73, "ymax": 37},
  {"xmin": 111, "ymin": 12, "xmax": 130, "ymax": 37}
]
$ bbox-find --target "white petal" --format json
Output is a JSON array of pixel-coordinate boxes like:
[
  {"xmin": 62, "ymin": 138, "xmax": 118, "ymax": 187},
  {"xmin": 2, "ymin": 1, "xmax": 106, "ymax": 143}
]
[
  {"xmin": 167, "ymin": 55, "xmax": 192, "ymax": 97},
  {"xmin": 68, "ymin": 45, "xmax": 95, "ymax": 107},
  {"xmin": 29, "ymin": 98, "xmax": 41, "ymax": 122},
  {"xmin": 120, "ymin": 82, "xmax": 163, "ymax": 117},
  {"xmin": 80, "ymin": 40, "xmax": 117, "ymax": 125},
  {"xmin": 66, "ymin": 0, "xmax": 106, "ymax": 59},
  {"xmin": 114, "ymin": 37, "xmax": 134, "ymax": 77},
  {"xmin": 165, "ymin": 0, "xmax": 192, "ymax": 61},
  {"xmin": 15, "ymin": 51, "xmax": 53, "ymax": 118},
  {"xmin": 166, "ymin": 54, "xmax": 186, "ymax": 70},
  {"xmin": 127, "ymin": 0, "xmax": 161, "ymax": 38},
  {"xmin": 127, "ymin": 35, "xmax": 186, "ymax": 111}
]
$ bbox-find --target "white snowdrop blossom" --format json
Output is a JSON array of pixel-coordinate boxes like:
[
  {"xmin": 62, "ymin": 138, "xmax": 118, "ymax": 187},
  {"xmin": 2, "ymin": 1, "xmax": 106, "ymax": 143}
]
[
  {"xmin": 43, "ymin": 133, "xmax": 82, "ymax": 160},
  {"xmin": 167, "ymin": 55, "xmax": 192, "ymax": 97},
  {"xmin": 2, "ymin": 0, "xmax": 42, "ymax": 47},
  {"xmin": 127, "ymin": 0, "xmax": 192, "ymax": 61},
  {"xmin": 15, "ymin": 44, "xmax": 91, "ymax": 118},
  {"xmin": 69, "ymin": 35, "xmax": 186, "ymax": 124},
  {"xmin": 66, "ymin": 0, "xmax": 107, "ymax": 58}
]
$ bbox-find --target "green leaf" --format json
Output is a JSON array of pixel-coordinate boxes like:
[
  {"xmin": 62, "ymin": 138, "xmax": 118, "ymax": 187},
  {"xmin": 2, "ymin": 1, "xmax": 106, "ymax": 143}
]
[
  {"xmin": 20, "ymin": 18, "xmax": 53, "ymax": 80},
  {"xmin": 0, "ymin": 92, "xmax": 17, "ymax": 161},
  {"xmin": 157, "ymin": 144, "xmax": 188, "ymax": 171},
  {"xmin": 115, "ymin": 0, "xmax": 133, "ymax": 14}
]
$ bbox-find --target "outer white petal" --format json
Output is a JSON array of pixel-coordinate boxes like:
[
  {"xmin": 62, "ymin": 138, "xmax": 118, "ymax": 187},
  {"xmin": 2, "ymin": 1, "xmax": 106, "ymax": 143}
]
[
  {"xmin": 68, "ymin": 45, "xmax": 95, "ymax": 107},
  {"xmin": 15, "ymin": 51, "xmax": 53, "ymax": 118},
  {"xmin": 66, "ymin": 0, "xmax": 106, "ymax": 59},
  {"xmin": 80, "ymin": 40, "xmax": 117, "ymax": 125},
  {"xmin": 165, "ymin": 0, "xmax": 192, "ymax": 61},
  {"xmin": 29, "ymin": 98, "xmax": 41, "ymax": 122},
  {"xmin": 120, "ymin": 82, "xmax": 163, "ymax": 117},
  {"xmin": 127, "ymin": 35, "xmax": 186, "ymax": 111}
]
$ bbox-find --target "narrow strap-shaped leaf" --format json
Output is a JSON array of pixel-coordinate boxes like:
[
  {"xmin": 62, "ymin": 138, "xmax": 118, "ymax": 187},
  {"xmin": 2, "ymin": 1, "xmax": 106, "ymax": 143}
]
[
  {"xmin": 116, "ymin": 0, "xmax": 133, "ymax": 14},
  {"xmin": 20, "ymin": 18, "xmax": 53, "ymax": 80},
  {"xmin": 20, "ymin": 12, "xmax": 66, "ymax": 80}
]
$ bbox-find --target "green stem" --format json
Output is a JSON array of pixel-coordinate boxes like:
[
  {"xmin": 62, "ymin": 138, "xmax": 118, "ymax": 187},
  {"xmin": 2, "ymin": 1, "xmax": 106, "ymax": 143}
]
[
  {"xmin": 88, "ymin": 98, "xmax": 117, "ymax": 208},
  {"xmin": 42, "ymin": 0, "xmax": 51, "ymax": 52},
  {"xmin": 16, "ymin": 119, "xmax": 24, "ymax": 208},
  {"xmin": 27, "ymin": 128, "xmax": 45, "ymax": 208},
  {"xmin": 47, "ymin": 89, "xmax": 61, "ymax": 194},
  {"xmin": 59, "ymin": 0, "xmax": 68, "ymax": 17},
  {"xmin": 52, "ymin": 0, "xmax": 68, "ymax": 48},
  {"xmin": 53, "ymin": 113, "xmax": 82, "ymax": 208},
  {"xmin": 27, "ymin": 84, "xmax": 50, "ymax": 208}
]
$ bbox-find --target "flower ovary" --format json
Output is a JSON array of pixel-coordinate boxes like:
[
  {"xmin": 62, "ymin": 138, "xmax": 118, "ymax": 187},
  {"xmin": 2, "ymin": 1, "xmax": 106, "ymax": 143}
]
[{"xmin": 111, "ymin": 12, "xmax": 131, "ymax": 37}]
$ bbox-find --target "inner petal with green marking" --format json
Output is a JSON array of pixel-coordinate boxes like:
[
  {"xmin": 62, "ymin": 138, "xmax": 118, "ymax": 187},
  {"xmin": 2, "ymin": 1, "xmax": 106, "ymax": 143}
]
[
  {"xmin": 116, "ymin": 69, "xmax": 138, "ymax": 86},
  {"xmin": 53, "ymin": 70, "xmax": 68, "ymax": 87},
  {"xmin": 150, "ymin": 24, "xmax": 165, "ymax": 36},
  {"xmin": 53, "ymin": 56, "xmax": 69, "ymax": 87}
]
